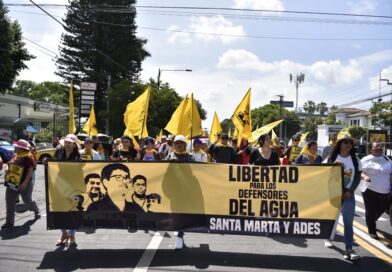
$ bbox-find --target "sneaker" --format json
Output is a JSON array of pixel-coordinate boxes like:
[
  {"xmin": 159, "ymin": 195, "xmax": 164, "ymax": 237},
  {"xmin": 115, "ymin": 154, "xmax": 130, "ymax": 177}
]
[
  {"xmin": 344, "ymin": 249, "xmax": 360, "ymax": 260},
  {"xmin": 369, "ymin": 232, "xmax": 379, "ymax": 240},
  {"xmin": 175, "ymin": 237, "xmax": 184, "ymax": 250},
  {"xmin": 34, "ymin": 212, "xmax": 41, "ymax": 220},
  {"xmin": 324, "ymin": 239, "xmax": 333, "ymax": 248},
  {"xmin": 1, "ymin": 223, "xmax": 14, "ymax": 229}
]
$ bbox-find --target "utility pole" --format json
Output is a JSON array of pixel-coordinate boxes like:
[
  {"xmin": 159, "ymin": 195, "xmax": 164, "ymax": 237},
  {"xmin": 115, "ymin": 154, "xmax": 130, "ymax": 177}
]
[
  {"xmin": 277, "ymin": 94, "xmax": 284, "ymax": 138},
  {"xmin": 105, "ymin": 75, "xmax": 111, "ymax": 135},
  {"xmin": 290, "ymin": 73, "xmax": 305, "ymax": 112},
  {"xmin": 157, "ymin": 68, "xmax": 192, "ymax": 91}
]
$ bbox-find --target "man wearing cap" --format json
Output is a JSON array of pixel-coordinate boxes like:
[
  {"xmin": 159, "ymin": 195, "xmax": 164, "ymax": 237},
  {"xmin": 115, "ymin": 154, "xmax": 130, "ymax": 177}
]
[
  {"xmin": 159, "ymin": 134, "xmax": 174, "ymax": 159},
  {"xmin": 165, "ymin": 135, "xmax": 196, "ymax": 249},
  {"xmin": 112, "ymin": 135, "xmax": 138, "ymax": 161},
  {"xmin": 190, "ymin": 138, "xmax": 208, "ymax": 162},
  {"xmin": 2, "ymin": 139, "xmax": 40, "ymax": 229},
  {"xmin": 139, "ymin": 137, "xmax": 159, "ymax": 161},
  {"xmin": 208, "ymin": 133, "xmax": 237, "ymax": 164},
  {"xmin": 80, "ymin": 137, "xmax": 101, "ymax": 160}
]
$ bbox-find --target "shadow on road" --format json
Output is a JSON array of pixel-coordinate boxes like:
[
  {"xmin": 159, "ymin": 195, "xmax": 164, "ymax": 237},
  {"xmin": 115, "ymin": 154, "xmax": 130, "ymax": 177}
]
[
  {"xmin": 0, "ymin": 219, "xmax": 38, "ymax": 240},
  {"xmin": 37, "ymin": 243, "xmax": 390, "ymax": 271}
]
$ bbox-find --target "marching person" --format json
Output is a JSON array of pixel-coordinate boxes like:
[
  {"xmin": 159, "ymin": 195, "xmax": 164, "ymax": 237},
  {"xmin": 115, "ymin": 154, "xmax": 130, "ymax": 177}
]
[
  {"xmin": 80, "ymin": 137, "xmax": 101, "ymax": 160},
  {"xmin": 295, "ymin": 140, "xmax": 322, "ymax": 164},
  {"xmin": 322, "ymin": 133, "xmax": 337, "ymax": 161},
  {"xmin": 209, "ymin": 133, "xmax": 237, "ymax": 164},
  {"xmin": 159, "ymin": 134, "xmax": 174, "ymax": 159},
  {"xmin": 282, "ymin": 134, "xmax": 301, "ymax": 164},
  {"xmin": 112, "ymin": 135, "xmax": 138, "ymax": 161},
  {"xmin": 190, "ymin": 138, "xmax": 208, "ymax": 162},
  {"xmin": 139, "ymin": 137, "xmax": 159, "ymax": 161},
  {"xmin": 327, "ymin": 133, "xmax": 362, "ymax": 261},
  {"xmin": 54, "ymin": 134, "xmax": 81, "ymax": 247},
  {"xmin": 361, "ymin": 142, "xmax": 392, "ymax": 239},
  {"xmin": 165, "ymin": 135, "xmax": 196, "ymax": 250},
  {"xmin": 2, "ymin": 139, "xmax": 40, "ymax": 229},
  {"xmin": 249, "ymin": 133, "xmax": 280, "ymax": 166}
]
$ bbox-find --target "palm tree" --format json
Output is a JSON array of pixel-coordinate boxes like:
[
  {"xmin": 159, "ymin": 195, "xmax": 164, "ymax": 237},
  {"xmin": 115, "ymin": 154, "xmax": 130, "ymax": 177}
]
[
  {"xmin": 303, "ymin": 100, "xmax": 316, "ymax": 116},
  {"xmin": 317, "ymin": 102, "xmax": 328, "ymax": 116}
]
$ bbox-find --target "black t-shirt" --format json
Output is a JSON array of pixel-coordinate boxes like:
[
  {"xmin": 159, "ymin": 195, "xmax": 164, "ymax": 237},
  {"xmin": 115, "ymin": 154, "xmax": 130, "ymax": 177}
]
[
  {"xmin": 113, "ymin": 148, "xmax": 138, "ymax": 161},
  {"xmin": 249, "ymin": 148, "xmax": 280, "ymax": 166}
]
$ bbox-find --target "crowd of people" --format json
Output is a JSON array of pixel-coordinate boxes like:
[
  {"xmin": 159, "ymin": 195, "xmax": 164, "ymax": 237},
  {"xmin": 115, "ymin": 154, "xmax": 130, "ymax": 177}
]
[{"xmin": 1, "ymin": 130, "xmax": 391, "ymax": 259}]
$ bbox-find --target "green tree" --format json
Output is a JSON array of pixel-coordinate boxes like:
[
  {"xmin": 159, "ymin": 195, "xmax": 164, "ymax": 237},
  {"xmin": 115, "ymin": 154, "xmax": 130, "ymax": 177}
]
[
  {"xmin": 302, "ymin": 116, "xmax": 324, "ymax": 140},
  {"xmin": 348, "ymin": 125, "xmax": 368, "ymax": 141},
  {"xmin": 251, "ymin": 104, "xmax": 301, "ymax": 140},
  {"xmin": 56, "ymin": 0, "xmax": 150, "ymax": 129},
  {"xmin": 303, "ymin": 100, "xmax": 316, "ymax": 115},
  {"xmin": 369, "ymin": 101, "xmax": 392, "ymax": 127},
  {"xmin": 317, "ymin": 102, "xmax": 328, "ymax": 116},
  {"xmin": 220, "ymin": 119, "xmax": 235, "ymax": 133},
  {"xmin": 0, "ymin": 1, "xmax": 34, "ymax": 93}
]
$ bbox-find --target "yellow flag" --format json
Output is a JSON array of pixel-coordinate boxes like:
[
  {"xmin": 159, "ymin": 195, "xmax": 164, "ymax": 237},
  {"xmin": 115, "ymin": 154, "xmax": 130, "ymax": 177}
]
[
  {"xmin": 231, "ymin": 88, "xmax": 252, "ymax": 139},
  {"xmin": 228, "ymin": 128, "xmax": 232, "ymax": 139},
  {"xmin": 249, "ymin": 119, "xmax": 283, "ymax": 143},
  {"xmin": 183, "ymin": 93, "xmax": 203, "ymax": 138},
  {"xmin": 233, "ymin": 128, "xmax": 239, "ymax": 139},
  {"xmin": 82, "ymin": 105, "xmax": 98, "ymax": 136},
  {"xmin": 271, "ymin": 129, "xmax": 278, "ymax": 142},
  {"xmin": 165, "ymin": 95, "xmax": 188, "ymax": 135},
  {"xmin": 209, "ymin": 111, "xmax": 222, "ymax": 143},
  {"xmin": 300, "ymin": 132, "xmax": 309, "ymax": 145},
  {"xmin": 157, "ymin": 129, "xmax": 163, "ymax": 142},
  {"xmin": 124, "ymin": 127, "xmax": 140, "ymax": 149},
  {"xmin": 123, "ymin": 86, "xmax": 151, "ymax": 138},
  {"xmin": 68, "ymin": 81, "xmax": 76, "ymax": 134}
]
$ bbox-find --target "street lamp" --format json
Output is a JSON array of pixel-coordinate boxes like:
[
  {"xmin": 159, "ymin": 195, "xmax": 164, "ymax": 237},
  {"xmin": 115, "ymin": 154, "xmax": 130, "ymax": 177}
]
[
  {"xmin": 290, "ymin": 73, "xmax": 305, "ymax": 112},
  {"xmin": 157, "ymin": 68, "xmax": 192, "ymax": 91}
]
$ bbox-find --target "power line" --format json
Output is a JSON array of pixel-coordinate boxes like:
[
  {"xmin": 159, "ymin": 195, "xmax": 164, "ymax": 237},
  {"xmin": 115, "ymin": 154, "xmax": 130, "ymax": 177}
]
[
  {"xmin": 22, "ymin": 36, "xmax": 57, "ymax": 55},
  {"xmin": 337, "ymin": 91, "xmax": 392, "ymax": 107},
  {"xmin": 28, "ymin": 0, "xmax": 129, "ymax": 73},
  {"xmin": 5, "ymin": 3, "xmax": 392, "ymax": 19}
]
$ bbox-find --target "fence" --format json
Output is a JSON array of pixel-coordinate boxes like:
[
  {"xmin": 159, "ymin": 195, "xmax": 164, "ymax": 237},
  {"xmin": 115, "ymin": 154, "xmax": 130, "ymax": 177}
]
[{"xmin": 29, "ymin": 118, "xmax": 69, "ymax": 142}]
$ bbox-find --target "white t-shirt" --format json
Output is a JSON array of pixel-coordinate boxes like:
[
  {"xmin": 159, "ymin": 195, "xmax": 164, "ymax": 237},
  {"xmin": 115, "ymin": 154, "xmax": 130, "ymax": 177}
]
[
  {"xmin": 335, "ymin": 154, "xmax": 362, "ymax": 190},
  {"xmin": 361, "ymin": 155, "xmax": 392, "ymax": 194},
  {"xmin": 190, "ymin": 150, "xmax": 208, "ymax": 162}
]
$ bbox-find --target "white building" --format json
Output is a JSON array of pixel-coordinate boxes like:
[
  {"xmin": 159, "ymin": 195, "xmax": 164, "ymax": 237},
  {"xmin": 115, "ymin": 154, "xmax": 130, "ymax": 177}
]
[
  {"xmin": 0, "ymin": 94, "xmax": 68, "ymax": 140},
  {"xmin": 335, "ymin": 108, "xmax": 372, "ymax": 128}
]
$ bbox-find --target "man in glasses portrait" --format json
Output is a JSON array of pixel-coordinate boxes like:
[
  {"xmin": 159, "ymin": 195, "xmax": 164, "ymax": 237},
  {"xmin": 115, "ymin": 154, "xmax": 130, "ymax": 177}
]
[{"xmin": 88, "ymin": 163, "xmax": 136, "ymax": 212}]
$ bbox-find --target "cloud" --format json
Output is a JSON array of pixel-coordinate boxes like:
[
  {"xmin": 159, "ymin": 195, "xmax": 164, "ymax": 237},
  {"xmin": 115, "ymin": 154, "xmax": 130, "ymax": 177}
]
[
  {"xmin": 348, "ymin": 0, "xmax": 379, "ymax": 15},
  {"xmin": 311, "ymin": 60, "xmax": 362, "ymax": 85},
  {"xmin": 167, "ymin": 15, "xmax": 246, "ymax": 44},
  {"xmin": 232, "ymin": 0, "xmax": 285, "ymax": 12},
  {"xmin": 217, "ymin": 49, "xmax": 362, "ymax": 85}
]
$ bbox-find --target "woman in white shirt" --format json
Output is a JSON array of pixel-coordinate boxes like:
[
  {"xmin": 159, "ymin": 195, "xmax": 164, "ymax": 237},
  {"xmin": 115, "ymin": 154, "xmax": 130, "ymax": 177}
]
[
  {"xmin": 327, "ymin": 135, "xmax": 362, "ymax": 261},
  {"xmin": 361, "ymin": 142, "xmax": 392, "ymax": 239}
]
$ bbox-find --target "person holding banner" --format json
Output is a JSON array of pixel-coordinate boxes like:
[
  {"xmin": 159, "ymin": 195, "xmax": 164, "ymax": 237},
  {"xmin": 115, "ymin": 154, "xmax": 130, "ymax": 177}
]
[
  {"xmin": 190, "ymin": 138, "xmax": 208, "ymax": 163},
  {"xmin": 282, "ymin": 135, "xmax": 301, "ymax": 164},
  {"xmin": 80, "ymin": 137, "xmax": 101, "ymax": 160},
  {"xmin": 54, "ymin": 134, "xmax": 81, "ymax": 247},
  {"xmin": 360, "ymin": 142, "xmax": 392, "ymax": 239},
  {"xmin": 295, "ymin": 140, "xmax": 322, "ymax": 165},
  {"xmin": 249, "ymin": 133, "xmax": 280, "ymax": 166},
  {"xmin": 208, "ymin": 133, "xmax": 237, "ymax": 164},
  {"xmin": 138, "ymin": 137, "xmax": 159, "ymax": 161},
  {"xmin": 327, "ymin": 134, "xmax": 362, "ymax": 261},
  {"xmin": 112, "ymin": 136, "xmax": 138, "ymax": 161},
  {"xmin": 2, "ymin": 140, "xmax": 40, "ymax": 230},
  {"xmin": 165, "ymin": 135, "xmax": 196, "ymax": 250}
]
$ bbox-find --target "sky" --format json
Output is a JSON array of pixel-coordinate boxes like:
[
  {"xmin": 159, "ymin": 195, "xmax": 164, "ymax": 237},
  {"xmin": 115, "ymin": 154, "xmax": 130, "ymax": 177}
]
[{"xmin": 5, "ymin": 0, "xmax": 392, "ymax": 129}]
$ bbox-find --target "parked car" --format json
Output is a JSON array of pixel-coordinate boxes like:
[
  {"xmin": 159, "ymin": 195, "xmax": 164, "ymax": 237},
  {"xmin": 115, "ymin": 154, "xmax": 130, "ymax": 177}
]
[
  {"xmin": 35, "ymin": 142, "xmax": 53, "ymax": 150},
  {"xmin": 0, "ymin": 140, "xmax": 15, "ymax": 163},
  {"xmin": 36, "ymin": 148, "xmax": 56, "ymax": 163}
]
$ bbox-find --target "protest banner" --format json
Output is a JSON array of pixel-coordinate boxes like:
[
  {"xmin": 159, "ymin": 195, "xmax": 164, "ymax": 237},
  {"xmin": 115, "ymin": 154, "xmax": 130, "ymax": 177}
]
[
  {"xmin": 46, "ymin": 162, "xmax": 342, "ymax": 238},
  {"xmin": 5, "ymin": 163, "xmax": 24, "ymax": 191}
]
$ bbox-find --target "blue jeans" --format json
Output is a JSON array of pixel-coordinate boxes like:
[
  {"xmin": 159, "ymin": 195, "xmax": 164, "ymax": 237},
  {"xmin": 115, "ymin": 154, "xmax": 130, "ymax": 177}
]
[{"xmin": 341, "ymin": 194, "xmax": 355, "ymax": 250}]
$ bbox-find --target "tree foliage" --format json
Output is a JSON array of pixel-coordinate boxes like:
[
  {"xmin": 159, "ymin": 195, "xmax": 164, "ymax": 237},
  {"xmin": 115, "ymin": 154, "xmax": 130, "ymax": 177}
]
[
  {"xmin": 348, "ymin": 125, "xmax": 368, "ymax": 141},
  {"xmin": 56, "ymin": 0, "xmax": 150, "ymax": 128},
  {"xmin": 251, "ymin": 104, "xmax": 301, "ymax": 140},
  {"xmin": 302, "ymin": 116, "xmax": 324, "ymax": 140},
  {"xmin": 316, "ymin": 102, "xmax": 328, "ymax": 116},
  {"xmin": 10, "ymin": 80, "xmax": 76, "ymax": 105},
  {"xmin": 303, "ymin": 100, "xmax": 316, "ymax": 115},
  {"xmin": 0, "ymin": 1, "xmax": 34, "ymax": 93},
  {"xmin": 369, "ymin": 101, "xmax": 392, "ymax": 128}
]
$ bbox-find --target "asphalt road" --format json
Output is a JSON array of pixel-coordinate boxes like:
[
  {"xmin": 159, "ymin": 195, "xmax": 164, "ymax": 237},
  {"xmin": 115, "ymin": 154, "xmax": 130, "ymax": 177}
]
[{"xmin": 0, "ymin": 165, "xmax": 391, "ymax": 272}]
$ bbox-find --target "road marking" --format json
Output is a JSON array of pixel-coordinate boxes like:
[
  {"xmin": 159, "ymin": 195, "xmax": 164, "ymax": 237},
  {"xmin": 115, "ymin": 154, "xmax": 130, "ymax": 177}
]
[
  {"xmin": 355, "ymin": 195, "xmax": 364, "ymax": 204},
  {"xmin": 337, "ymin": 219, "xmax": 392, "ymax": 266},
  {"xmin": 352, "ymin": 220, "xmax": 392, "ymax": 247},
  {"xmin": 133, "ymin": 232, "xmax": 164, "ymax": 272},
  {"xmin": 354, "ymin": 203, "xmax": 388, "ymax": 221}
]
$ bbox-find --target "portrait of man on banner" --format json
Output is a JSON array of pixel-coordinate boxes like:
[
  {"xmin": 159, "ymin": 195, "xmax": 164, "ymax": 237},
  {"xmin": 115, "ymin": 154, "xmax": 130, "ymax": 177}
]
[{"xmin": 126, "ymin": 174, "xmax": 161, "ymax": 212}]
